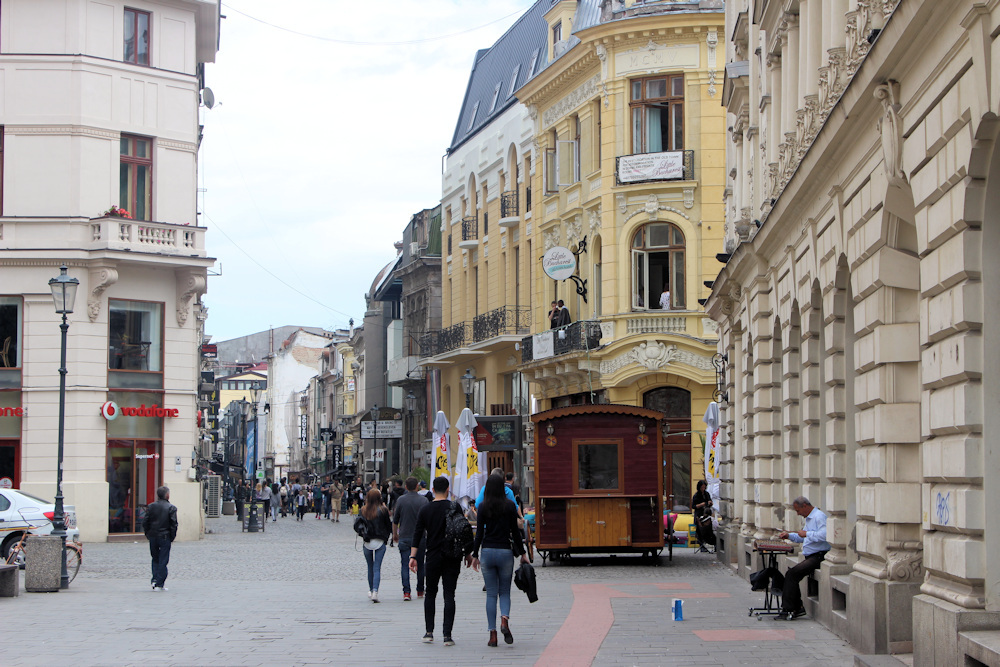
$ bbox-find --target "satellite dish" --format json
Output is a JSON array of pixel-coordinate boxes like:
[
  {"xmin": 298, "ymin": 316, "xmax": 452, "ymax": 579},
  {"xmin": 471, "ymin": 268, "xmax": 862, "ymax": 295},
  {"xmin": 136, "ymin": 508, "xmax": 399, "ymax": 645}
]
[{"xmin": 202, "ymin": 87, "xmax": 215, "ymax": 109}]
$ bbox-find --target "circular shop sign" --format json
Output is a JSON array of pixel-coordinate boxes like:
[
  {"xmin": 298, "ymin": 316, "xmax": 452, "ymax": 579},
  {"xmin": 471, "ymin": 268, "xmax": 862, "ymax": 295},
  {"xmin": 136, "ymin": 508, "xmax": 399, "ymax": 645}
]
[
  {"xmin": 0, "ymin": 477, "xmax": 12, "ymax": 489},
  {"xmin": 542, "ymin": 246, "xmax": 577, "ymax": 281},
  {"xmin": 100, "ymin": 400, "xmax": 120, "ymax": 421}
]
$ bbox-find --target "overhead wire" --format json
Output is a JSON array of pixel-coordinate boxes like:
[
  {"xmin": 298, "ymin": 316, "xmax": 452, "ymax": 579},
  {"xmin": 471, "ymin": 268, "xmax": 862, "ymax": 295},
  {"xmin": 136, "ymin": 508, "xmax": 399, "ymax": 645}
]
[{"xmin": 221, "ymin": 3, "xmax": 528, "ymax": 46}]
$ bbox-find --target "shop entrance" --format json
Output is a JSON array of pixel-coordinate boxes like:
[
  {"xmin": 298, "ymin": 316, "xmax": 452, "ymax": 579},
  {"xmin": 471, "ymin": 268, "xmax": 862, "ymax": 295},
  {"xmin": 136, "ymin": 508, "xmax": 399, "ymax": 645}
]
[
  {"xmin": 642, "ymin": 386, "xmax": 692, "ymax": 511},
  {"xmin": 107, "ymin": 439, "xmax": 161, "ymax": 533},
  {"xmin": 0, "ymin": 440, "xmax": 19, "ymax": 489}
]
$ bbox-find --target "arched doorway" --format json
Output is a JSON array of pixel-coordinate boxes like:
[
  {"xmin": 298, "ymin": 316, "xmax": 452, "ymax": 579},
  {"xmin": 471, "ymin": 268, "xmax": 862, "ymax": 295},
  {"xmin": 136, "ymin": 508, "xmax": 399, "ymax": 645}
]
[{"xmin": 643, "ymin": 386, "xmax": 691, "ymax": 509}]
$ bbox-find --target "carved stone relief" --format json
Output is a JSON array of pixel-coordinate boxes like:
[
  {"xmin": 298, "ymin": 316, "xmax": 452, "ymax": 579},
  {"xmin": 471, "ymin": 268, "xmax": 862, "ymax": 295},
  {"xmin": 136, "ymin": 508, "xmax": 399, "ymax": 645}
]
[
  {"xmin": 176, "ymin": 271, "xmax": 207, "ymax": 327},
  {"xmin": 88, "ymin": 266, "xmax": 119, "ymax": 322}
]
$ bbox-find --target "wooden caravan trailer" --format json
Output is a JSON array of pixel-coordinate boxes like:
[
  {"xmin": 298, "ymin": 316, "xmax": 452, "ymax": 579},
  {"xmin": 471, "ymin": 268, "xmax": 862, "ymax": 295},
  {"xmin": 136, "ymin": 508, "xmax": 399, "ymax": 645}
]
[{"xmin": 532, "ymin": 404, "xmax": 664, "ymax": 564}]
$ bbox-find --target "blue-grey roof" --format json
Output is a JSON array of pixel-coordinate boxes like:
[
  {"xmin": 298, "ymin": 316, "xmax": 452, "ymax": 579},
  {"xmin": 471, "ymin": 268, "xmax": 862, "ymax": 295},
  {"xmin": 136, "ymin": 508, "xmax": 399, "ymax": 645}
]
[{"xmin": 448, "ymin": 0, "xmax": 551, "ymax": 152}]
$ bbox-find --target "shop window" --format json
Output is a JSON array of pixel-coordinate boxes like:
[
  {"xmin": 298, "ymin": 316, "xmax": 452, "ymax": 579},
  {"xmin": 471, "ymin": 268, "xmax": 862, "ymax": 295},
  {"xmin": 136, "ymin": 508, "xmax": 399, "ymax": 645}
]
[
  {"xmin": 630, "ymin": 75, "xmax": 684, "ymax": 153},
  {"xmin": 124, "ymin": 8, "xmax": 150, "ymax": 66},
  {"xmin": 631, "ymin": 222, "xmax": 685, "ymax": 310},
  {"xmin": 574, "ymin": 440, "xmax": 623, "ymax": 493},
  {"xmin": 108, "ymin": 438, "xmax": 161, "ymax": 533},
  {"xmin": 0, "ymin": 297, "xmax": 22, "ymax": 369},
  {"xmin": 472, "ymin": 378, "xmax": 486, "ymax": 416},
  {"xmin": 120, "ymin": 135, "xmax": 152, "ymax": 221},
  {"xmin": 109, "ymin": 300, "xmax": 163, "ymax": 389}
]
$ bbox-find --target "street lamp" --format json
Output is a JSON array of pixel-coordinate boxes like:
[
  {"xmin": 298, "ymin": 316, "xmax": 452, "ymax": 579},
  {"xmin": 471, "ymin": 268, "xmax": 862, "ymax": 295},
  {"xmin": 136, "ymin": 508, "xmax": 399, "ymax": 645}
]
[
  {"xmin": 461, "ymin": 368, "xmax": 475, "ymax": 409},
  {"xmin": 247, "ymin": 381, "xmax": 262, "ymax": 532},
  {"xmin": 48, "ymin": 265, "xmax": 78, "ymax": 590},
  {"xmin": 404, "ymin": 391, "xmax": 416, "ymax": 413},
  {"xmin": 404, "ymin": 392, "xmax": 416, "ymax": 475}
]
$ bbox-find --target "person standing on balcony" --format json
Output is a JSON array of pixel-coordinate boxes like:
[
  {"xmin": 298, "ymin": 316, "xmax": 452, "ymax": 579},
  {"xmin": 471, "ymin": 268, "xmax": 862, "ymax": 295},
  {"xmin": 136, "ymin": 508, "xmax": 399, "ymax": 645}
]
[
  {"xmin": 556, "ymin": 300, "xmax": 572, "ymax": 327},
  {"xmin": 659, "ymin": 284, "xmax": 671, "ymax": 310},
  {"xmin": 548, "ymin": 301, "xmax": 560, "ymax": 329}
]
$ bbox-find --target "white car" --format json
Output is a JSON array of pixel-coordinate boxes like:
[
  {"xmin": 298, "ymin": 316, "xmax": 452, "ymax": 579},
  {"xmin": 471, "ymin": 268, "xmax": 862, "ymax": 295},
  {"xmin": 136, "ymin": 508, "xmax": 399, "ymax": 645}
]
[{"xmin": 0, "ymin": 488, "xmax": 80, "ymax": 560}]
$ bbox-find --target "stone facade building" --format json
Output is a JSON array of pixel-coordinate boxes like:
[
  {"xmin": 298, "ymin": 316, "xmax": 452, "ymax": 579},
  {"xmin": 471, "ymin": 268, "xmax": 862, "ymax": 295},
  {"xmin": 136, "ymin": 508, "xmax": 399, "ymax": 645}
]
[
  {"xmin": 708, "ymin": 0, "xmax": 1000, "ymax": 662},
  {"xmin": 0, "ymin": 0, "xmax": 220, "ymax": 544}
]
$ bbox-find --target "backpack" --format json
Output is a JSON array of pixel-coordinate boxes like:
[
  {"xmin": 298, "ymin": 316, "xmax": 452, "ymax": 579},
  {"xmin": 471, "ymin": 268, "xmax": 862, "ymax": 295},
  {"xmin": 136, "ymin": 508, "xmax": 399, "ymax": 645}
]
[
  {"xmin": 353, "ymin": 514, "xmax": 373, "ymax": 541},
  {"xmin": 444, "ymin": 501, "xmax": 474, "ymax": 559},
  {"xmin": 280, "ymin": 485, "xmax": 288, "ymax": 497}
]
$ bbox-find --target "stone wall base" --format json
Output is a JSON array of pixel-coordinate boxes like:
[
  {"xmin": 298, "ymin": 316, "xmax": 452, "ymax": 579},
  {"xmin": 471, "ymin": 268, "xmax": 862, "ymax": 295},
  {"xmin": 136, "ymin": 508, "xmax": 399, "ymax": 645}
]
[
  {"xmin": 912, "ymin": 594, "xmax": 1000, "ymax": 667},
  {"xmin": 848, "ymin": 571, "xmax": 921, "ymax": 654}
]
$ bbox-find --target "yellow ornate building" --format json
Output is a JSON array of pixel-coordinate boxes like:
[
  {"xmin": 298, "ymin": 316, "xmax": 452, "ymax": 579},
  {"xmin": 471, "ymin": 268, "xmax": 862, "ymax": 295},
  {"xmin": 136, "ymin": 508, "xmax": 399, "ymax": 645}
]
[{"xmin": 515, "ymin": 0, "xmax": 727, "ymax": 507}]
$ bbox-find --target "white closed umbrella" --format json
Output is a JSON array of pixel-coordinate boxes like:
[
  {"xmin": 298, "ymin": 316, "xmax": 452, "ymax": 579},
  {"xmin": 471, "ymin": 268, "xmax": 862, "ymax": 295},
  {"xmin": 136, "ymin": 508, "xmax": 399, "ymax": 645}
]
[
  {"xmin": 453, "ymin": 407, "xmax": 484, "ymax": 503},
  {"xmin": 432, "ymin": 410, "xmax": 451, "ymax": 484}
]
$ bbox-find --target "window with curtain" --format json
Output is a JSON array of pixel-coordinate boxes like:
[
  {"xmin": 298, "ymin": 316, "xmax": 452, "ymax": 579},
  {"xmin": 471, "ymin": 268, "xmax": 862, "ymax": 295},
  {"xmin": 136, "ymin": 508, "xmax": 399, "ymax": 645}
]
[
  {"xmin": 124, "ymin": 8, "xmax": 150, "ymax": 66},
  {"xmin": 121, "ymin": 135, "xmax": 152, "ymax": 221},
  {"xmin": 631, "ymin": 222, "xmax": 685, "ymax": 310},
  {"xmin": 630, "ymin": 75, "xmax": 684, "ymax": 153}
]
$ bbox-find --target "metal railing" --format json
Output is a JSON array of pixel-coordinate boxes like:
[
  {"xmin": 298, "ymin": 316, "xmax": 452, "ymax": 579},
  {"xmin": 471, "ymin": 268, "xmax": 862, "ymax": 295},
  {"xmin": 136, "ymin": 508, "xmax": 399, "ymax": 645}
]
[
  {"xmin": 472, "ymin": 306, "xmax": 531, "ymax": 343},
  {"xmin": 500, "ymin": 190, "xmax": 518, "ymax": 218},
  {"xmin": 461, "ymin": 216, "xmax": 478, "ymax": 241},
  {"xmin": 520, "ymin": 320, "xmax": 602, "ymax": 364}
]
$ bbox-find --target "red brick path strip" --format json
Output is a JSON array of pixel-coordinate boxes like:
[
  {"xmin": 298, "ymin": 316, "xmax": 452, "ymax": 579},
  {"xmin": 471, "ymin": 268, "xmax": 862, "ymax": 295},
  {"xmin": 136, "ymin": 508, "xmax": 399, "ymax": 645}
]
[
  {"xmin": 535, "ymin": 583, "xmax": 733, "ymax": 667},
  {"xmin": 693, "ymin": 629, "xmax": 796, "ymax": 641}
]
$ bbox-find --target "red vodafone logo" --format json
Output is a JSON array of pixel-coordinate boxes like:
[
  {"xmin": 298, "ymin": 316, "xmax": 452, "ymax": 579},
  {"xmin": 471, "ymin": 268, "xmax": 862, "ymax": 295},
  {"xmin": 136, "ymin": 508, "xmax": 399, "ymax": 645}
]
[
  {"xmin": 101, "ymin": 401, "xmax": 119, "ymax": 420},
  {"xmin": 101, "ymin": 401, "xmax": 179, "ymax": 420}
]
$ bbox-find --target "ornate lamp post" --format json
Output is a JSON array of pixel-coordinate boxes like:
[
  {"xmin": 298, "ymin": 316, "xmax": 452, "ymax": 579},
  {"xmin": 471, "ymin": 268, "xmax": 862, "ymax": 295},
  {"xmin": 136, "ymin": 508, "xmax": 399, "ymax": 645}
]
[
  {"xmin": 404, "ymin": 391, "xmax": 416, "ymax": 474},
  {"xmin": 461, "ymin": 368, "xmax": 475, "ymax": 409},
  {"xmin": 48, "ymin": 265, "xmax": 79, "ymax": 590},
  {"xmin": 246, "ymin": 381, "xmax": 262, "ymax": 532}
]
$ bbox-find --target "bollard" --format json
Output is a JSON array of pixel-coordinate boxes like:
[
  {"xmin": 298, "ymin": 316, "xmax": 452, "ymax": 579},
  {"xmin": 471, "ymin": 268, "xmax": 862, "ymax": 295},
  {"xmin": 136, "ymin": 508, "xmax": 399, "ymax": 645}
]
[{"xmin": 25, "ymin": 535, "xmax": 62, "ymax": 592}]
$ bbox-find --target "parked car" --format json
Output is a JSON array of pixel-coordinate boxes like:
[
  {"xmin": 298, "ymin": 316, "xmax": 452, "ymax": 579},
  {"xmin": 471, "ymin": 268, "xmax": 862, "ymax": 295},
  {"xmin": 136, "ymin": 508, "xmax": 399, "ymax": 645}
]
[{"xmin": 0, "ymin": 488, "xmax": 80, "ymax": 560}]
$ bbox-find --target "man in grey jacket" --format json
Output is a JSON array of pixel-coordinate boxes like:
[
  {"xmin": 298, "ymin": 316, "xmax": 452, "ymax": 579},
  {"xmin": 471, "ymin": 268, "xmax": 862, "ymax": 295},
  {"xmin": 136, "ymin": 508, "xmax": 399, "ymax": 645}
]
[
  {"xmin": 142, "ymin": 486, "xmax": 178, "ymax": 591},
  {"xmin": 393, "ymin": 476, "xmax": 430, "ymax": 601}
]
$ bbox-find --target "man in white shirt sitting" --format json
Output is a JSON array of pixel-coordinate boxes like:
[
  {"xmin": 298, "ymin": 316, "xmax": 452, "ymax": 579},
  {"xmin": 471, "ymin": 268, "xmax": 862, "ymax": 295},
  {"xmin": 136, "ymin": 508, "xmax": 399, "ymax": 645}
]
[{"xmin": 659, "ymin": 284, "xmax": 671, "ymax": 310}]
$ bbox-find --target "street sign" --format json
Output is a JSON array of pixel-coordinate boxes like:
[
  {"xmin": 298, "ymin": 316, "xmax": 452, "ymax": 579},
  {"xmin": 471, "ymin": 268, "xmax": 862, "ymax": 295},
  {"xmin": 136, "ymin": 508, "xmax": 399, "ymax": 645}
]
[
  {"xmin": 256, "ymin": 470, "xmax": 264, "ymax": 479},
  {"xmin": 375, "ymin": 420, "xmax": 403, "ymax": 438},
  {"xmin": 360, "ymin": 421, "xmax": 375, "ymax": 439}
]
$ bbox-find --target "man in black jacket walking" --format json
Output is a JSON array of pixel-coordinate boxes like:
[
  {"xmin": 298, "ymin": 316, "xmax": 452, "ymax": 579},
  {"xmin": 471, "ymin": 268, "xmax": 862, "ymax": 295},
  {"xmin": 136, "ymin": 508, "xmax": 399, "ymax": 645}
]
[{"xmin": 142, "ymin": 486, "xmax": 178, "ymax": 591}]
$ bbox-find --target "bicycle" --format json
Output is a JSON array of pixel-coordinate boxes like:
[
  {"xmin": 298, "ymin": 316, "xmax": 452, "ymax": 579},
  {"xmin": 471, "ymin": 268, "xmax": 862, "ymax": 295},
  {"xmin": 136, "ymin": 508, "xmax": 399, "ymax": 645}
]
[{"xmin": 3, "ymin": 513, "xmax": 82, "ymax": 583}]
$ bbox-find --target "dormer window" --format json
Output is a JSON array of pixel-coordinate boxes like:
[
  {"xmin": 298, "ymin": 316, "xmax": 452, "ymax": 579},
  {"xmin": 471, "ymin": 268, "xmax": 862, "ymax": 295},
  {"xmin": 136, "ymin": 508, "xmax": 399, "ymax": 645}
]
[
  {"xmin": 466, "ymin": 102, "xmax": 479, "ymax": 132},
  {"xmin": 507, "ymin": 65, "xmax": 521, "ymax": 98},
  {"xmin": 552, "ymin": 21, "xmax": 562, "ymax": 45},
  {"xmin": 489, "ymin": 83, "xmax": 501, "ymax": 113},
  {"xmin": 528, "ymin": 49, "xmax": 540, "ymax": 76}
]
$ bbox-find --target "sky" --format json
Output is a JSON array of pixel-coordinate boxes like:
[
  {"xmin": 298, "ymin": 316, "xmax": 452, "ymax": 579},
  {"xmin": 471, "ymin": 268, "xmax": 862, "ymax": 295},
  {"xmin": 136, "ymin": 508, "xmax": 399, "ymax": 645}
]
[{"xmin": 199, "ymin": 0, "xmax": 536, "ymax": 343}]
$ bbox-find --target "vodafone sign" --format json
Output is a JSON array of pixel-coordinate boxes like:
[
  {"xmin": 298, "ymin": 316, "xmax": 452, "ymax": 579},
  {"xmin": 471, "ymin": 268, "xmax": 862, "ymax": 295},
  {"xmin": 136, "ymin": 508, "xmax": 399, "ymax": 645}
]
[{"xmin": 100, "ymin": 401, "xmax": 179, "ymax": 420}]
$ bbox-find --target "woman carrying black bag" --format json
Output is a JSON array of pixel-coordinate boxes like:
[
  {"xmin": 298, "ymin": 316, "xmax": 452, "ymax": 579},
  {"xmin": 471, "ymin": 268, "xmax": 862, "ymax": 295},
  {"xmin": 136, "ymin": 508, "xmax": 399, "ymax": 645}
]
[
  {"xmin": 692, "ymin": 480, "xmax": 716, "ymax": 553},
  {"xmin": 468, "ymin": 474, "xmax": 529, "ymax": 647}
]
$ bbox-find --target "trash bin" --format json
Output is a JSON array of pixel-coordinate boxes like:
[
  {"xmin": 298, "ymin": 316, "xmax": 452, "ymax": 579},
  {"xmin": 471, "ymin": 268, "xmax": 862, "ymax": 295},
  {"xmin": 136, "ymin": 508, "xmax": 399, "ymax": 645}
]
[
  {"xmin": 25, "ymin": 535, "xmax": 62, "ymax": 592},
  {"xmin": 222, "ymin": 500, "xmax": 236, "ymax": 516}
]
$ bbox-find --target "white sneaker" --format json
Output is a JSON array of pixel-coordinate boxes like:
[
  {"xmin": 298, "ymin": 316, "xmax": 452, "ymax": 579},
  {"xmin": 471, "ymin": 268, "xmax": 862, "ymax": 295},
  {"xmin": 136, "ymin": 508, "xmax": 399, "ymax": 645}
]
[
  {"xmin": 368, "ymin": 590, "xmax": 373, "ymax": 600},
  {"xmin": 372, "ymin": 590, "xmax": 379, "ymax": 603}
]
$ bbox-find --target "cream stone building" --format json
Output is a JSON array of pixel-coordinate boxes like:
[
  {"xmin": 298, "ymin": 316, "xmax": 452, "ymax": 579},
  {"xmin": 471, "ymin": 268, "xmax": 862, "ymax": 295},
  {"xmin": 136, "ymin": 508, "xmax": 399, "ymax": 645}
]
[
  {"xmin": 708, "ymin": 0, "xmax": 1000, "ymax": 662},
  {"xmin": 515, "ymin": 0, "xmax": 726, "ymax": 507},
  {"xmin": 0, "ymin": 0, "xmax": 219, "ymax": 546}
]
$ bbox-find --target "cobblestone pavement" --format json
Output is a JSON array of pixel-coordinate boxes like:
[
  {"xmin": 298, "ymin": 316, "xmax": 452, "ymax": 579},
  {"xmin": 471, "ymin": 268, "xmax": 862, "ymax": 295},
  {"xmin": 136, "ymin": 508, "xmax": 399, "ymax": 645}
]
[{"xmin": 4, "ymin": 513, "xmax": 859, "ymax": 666}]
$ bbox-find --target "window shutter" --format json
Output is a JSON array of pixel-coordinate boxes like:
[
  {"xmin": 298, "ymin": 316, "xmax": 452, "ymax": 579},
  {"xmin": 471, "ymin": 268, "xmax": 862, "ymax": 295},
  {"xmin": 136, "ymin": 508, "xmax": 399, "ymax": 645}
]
[{"xmin": 557, "ymin": 140, "xmax": 579, "ymax": 187}]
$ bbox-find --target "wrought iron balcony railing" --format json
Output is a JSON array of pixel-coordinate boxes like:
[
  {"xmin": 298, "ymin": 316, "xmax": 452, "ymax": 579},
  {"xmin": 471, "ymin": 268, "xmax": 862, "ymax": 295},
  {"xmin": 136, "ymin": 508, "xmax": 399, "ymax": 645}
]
[
  {"xmin": 500, "ymin": 191, "xmax": 518, "ymax": 219},
  {"xmin": 520, "ymin": 320, "xmax": 602, "ymax": 364},
  {"xmin": 472, "ymin": 306, "xmax": 531, "ymax": 343},
  {"xmin": 461, "ymin": 216, "xmax": 478, "ymax": 242}
]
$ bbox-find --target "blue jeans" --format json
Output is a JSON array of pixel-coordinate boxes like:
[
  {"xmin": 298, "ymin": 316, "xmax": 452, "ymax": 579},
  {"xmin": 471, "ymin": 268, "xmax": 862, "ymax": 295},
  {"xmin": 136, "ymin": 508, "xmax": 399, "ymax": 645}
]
[
  {"xmin": 149, "ymin": 536, "xmax": 171, "ymax": 587},
  {"xmin": 363, "ymin": 544, "xmax": 386, "ymax": 592},
  {"xmin": 480, "ymin": 547, "xmax": 514, "ymax": 631},
  {"xmin": 398, "ymin": 539, "xmax": 425, "ymax": 595}
]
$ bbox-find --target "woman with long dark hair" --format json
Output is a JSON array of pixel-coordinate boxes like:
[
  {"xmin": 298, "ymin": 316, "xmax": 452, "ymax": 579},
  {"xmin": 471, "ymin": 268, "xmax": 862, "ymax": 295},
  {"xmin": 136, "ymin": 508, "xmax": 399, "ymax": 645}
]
[
  {"xmin": 469, "ymin": 474, "xmax": 527, "ymax": 647},
  {"xmin": 361, "ymin": 488, "xmax": 392, "ymax": 602},
  {"xmin": 692, "ymin": 479, "xmax": 716, "ymax": 553}
]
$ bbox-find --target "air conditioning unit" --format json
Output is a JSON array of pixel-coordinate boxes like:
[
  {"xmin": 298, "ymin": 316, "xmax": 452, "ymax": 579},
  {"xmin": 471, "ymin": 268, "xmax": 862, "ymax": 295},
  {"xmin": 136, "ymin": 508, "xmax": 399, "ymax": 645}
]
[
  {"xmin": 410, "ymin": 241, "xmax": 420, "ymax": 256},
  {"xmin": 206, "ymin": 475, "xmax": 221, "ymax": 518}
]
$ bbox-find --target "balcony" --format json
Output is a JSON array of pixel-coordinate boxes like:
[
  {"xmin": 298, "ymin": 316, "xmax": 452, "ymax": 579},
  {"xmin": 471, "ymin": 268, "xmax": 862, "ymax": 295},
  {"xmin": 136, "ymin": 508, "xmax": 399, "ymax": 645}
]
[
  {"xmin": 615, "ymin": 149, "xmax": 695, "ymax": 185},
  {"xmin": 459, "ymin": 216, "xmax": 478, "ymax": 249},
  {"xmin": 520, "ymin": 320, "xmax": 603, "ymax": 364},
  {"xmin": 419, "ymin": 306, "xmax": 530, "ymax": 360},
  {"xmin": 0, "ymin": 216, "xmax": 208, "ymax": 260},
  {"xmin": 472, "ymin": 306, "xmax": 530, "ymax": 343},
  {"xmin": 499, "ymin": 191, "xmax": 519, "ymax": 228}
]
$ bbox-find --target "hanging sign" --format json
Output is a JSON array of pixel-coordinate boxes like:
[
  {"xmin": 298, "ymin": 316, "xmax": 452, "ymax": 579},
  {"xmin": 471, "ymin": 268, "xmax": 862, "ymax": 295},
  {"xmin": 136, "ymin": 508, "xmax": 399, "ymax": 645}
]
[{"xmin": 542, "ymin": 246, "xmax": 576, "ymax": 281}]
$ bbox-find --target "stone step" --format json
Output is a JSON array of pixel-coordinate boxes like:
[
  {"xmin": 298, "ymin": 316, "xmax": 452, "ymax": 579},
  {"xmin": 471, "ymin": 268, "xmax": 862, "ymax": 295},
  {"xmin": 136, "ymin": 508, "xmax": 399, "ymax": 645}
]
[
  {"xmin": 959, "ymin": 630, "xmax": 1000, "ymax": 666},
  {"xmin": 854, "ymin": 655, "xmax": 908, "ymax": 667}
]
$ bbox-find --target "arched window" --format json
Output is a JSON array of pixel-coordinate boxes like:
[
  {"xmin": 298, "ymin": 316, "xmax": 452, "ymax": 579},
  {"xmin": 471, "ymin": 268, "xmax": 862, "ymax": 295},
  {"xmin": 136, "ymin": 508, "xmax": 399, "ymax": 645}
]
[{"xmin": 631, "ymin": 222, "xmax": 685, "ymax": 310}]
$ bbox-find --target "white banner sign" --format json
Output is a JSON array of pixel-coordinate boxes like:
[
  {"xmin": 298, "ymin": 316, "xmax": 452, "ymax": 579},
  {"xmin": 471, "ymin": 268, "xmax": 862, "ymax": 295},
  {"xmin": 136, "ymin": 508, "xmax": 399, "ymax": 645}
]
[
  {"xmin": 375, "ymin": 420, "xmax": 403, "ymax": 439},
  {"xmin": 533, "ymin": 331, "xmax": 554, "ymax": 360},
  {"xmin": 360, "ymin": 421, "xmax": 375, "ymax": 439},
  {"xmin": 618, "ymin": 151, "xmax": 685, "ymax": 183}
]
